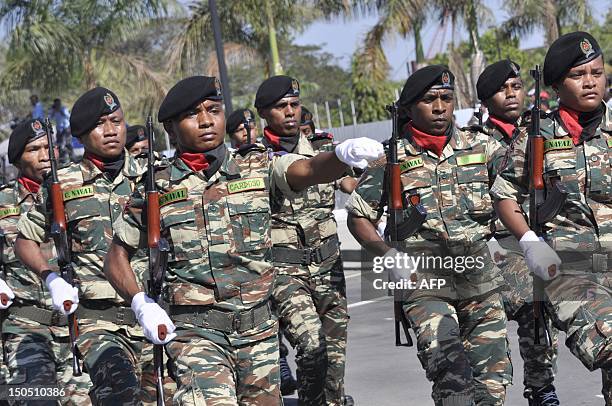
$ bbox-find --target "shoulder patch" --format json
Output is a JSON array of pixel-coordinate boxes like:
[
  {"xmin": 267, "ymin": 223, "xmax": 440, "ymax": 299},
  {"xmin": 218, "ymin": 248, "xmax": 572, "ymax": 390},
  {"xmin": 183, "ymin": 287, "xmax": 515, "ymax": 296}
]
[
  {"xmin": 0, "ymin": 206, "xmax": 20, "ymax": 220},
  {"xmin": 544, "ymin": 138, "xmax": 573, "ymax": 153},
  {"xmin": 399, "ymin": 157, "xmax": 424, "ymax": 172},
  {"xmin": 607, "ymin": 138, "xmax": 612, "ymax": 148},
  {"xmin": 456, "ymin": 152, "xmax": 486, "ymax": 166},
  {"xmin": 227, "ymin": 177, "xmax": 265, "ymax": 194},
  {"xmin": 63, "ymin": 185, "xmax": 95, "ymax": 202},
  {"xmin": 159, "ymin": 188, "xmax": 188, "ymax": 207}
]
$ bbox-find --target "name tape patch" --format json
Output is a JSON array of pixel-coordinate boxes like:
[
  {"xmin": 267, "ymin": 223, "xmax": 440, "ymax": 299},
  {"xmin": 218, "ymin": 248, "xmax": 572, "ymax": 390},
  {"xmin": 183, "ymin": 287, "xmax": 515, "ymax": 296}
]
[
  {"xmin": 544, "ymin": 138, "xmax": 573, "ymax": 153},
  {"xmin": 0, "ymin": 206, "xmax": 20, "ymax": 220},
  {"xmin": 400, "ymin": 157, "xmax": 424, "ymax": 172},
  {"xmin": 63, "ymin": 185, "xmax": 94, "ymax": 202},
  {"xmin": 227, "ymin": 178, "xmax": 265, "ymax": 194},
  {"xmin": 159, "ymin": 188, "xmax": 188, "ymax": 207},
  {"xmin": 456, "ymin": 153, "xmax": 486, "ymax": 166},
  {"xmin": 607, "ymin": 138, "xmax": 612, "ymax": 148}
]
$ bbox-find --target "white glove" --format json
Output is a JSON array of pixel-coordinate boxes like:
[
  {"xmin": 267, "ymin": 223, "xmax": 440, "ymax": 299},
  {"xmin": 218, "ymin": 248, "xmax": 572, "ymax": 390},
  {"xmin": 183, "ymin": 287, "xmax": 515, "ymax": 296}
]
[
  {"xmin": 335, "ymin": 138, "xmax": 384, "ymax": 169},
  {"xmin": 384, "ymin": 248, "xmax": 417, "ymax": 283},
  {"xmin": 487, "ymin": 237, "xmax": 508, "ymax": 266},
  {"xmin": 519, "ymin": 231, "xmax": 562, "ymax": 281},
  {"xmin": 131, "ymin": 292, "xmax": 176, "ymax": 345},
  {"xmin": 0, "ymin": 278, "xmax": 15, "ymax": 310},
  {"xmin": 45, "ymin": 272, "xmax": 79, "ymax": 315}
]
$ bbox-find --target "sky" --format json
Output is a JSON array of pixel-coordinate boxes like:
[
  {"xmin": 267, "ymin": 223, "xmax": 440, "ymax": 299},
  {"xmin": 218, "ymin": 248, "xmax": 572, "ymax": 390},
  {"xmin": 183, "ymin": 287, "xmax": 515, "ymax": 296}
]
[{"xmin": 293, "ymin": 0, "xmax": 611, "ymax": 81}]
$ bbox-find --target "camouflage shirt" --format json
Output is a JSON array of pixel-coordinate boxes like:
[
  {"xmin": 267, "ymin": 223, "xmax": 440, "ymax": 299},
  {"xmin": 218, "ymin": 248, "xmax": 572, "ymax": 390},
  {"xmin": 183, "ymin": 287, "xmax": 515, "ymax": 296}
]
[
  {"xmin": 267, "ymin": 134, "xmax": 338, "ymax": 277},
  {"xmin": 113, "ymin": 147, "xmax": 303, "ymax": 343},
  {"xmin": 0, "ymin": 181, "xmax": 55, "ymax": 306},
  {"xmin": 347, "ymin": 126, "xmax": 506, "ymax": 299},
  {"xmin": 17, "ymin": 150, "xmax": 148, "ymax": 304},
  {"xmin": 490, "ymin": 103, "xmax": 612, "ymax": 253}
]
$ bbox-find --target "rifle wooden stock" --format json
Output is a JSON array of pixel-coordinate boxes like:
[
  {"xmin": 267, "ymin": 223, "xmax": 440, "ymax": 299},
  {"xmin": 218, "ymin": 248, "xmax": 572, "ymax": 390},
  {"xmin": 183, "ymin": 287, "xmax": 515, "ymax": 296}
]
[
  {"xmin": 0, "ymin": 293, "xmax": 8, "ymax": 306},
  {"xmin": 147, "ymin": 191, "xmax": 161, "ymax": 248}
]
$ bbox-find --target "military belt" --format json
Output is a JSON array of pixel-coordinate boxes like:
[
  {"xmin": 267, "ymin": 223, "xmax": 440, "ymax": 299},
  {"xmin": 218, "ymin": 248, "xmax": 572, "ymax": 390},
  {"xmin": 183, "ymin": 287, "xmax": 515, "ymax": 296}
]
[
  {"xmin": 76, "ymin": 303, "xmax": 137, "ymax": 326},
  {"xmin": 271, "ymin": 235, "xmax": 339, "ymax": 265},
  {"xmin": 169, "ymin": 301, "xmax": 272, "ymax": 334},
  {"xmin": 8, "ymin": 305, "xmax": 67, "ymax": 327},
  {"xmin": 558, "ymin": 252, "xmax": 610, "ymax": 273}
]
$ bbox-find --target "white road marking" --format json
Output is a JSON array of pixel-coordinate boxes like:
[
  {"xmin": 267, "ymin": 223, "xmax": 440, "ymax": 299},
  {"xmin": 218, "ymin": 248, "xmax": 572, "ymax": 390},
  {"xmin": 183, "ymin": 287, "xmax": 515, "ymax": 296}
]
[{"xmin": 347, "ymin": 296, "xmax": 390, "ymax": 309}]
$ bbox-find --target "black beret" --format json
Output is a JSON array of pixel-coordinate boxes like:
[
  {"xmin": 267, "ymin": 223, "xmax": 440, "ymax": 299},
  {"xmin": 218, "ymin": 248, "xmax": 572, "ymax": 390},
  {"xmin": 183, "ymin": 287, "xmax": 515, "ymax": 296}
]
[
  {"xmin": 477, "ymin": 59, "xmax": 521, "ymax": 101},
  {"xmin": 301, "ymin": 107, "xmax": 314, "ymax": 126},
  {"xmin": 125, "ymin": 125, "xmax": 146, "ymax": 149},
  {"xmin": 8, "ymin": 119, "xmax": 49, "ymax": 164},
  {"xmin": 70, "ymin": 87, "xmax": 121, "ymax": 137},
  {"xmin": 254, "ymin": 75, "xmax": 300, "ymax": 109},
  {"xmin": 544, "ymin": 31, "xmax": 602, "ymax": 86},
  {"xmin": 399, "ymin": 65, "xmax": 455, "ymax": 106},
  {"xmin": 226, "ymin": 109, "xmax": 254, "ymax": 134},
  {"xmin": 158, "ymin": 76, "xmax": 223, "ymax": 122}
]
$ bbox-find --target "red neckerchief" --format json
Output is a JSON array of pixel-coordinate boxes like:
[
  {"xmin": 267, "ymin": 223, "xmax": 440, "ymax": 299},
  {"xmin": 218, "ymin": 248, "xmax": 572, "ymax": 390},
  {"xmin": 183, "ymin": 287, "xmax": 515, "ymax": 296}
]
[
  {"xmin": 263, "ymin": 127, "xmax": 282, "ymax": 151},
  {"xmin": 488, "ymin": 115, "xmax": 516, "ymax": 140},
  {"xmin": 179, "ymin": 152, "xmax": 210, "ymax": 172},
  {"xmin": 84, "ymin": 152, "xmax": 105, "ymax": 171},
  {"xmin": 406, "ymin": 122, "xmax": 448, "ymax": 157},
  {"xmin": 18, "ymin": 176, "xmax": 41, "ymax": 194},
  {"xmin": 558, "ymin": 105, "xmax": 583, "ymax": 145}
]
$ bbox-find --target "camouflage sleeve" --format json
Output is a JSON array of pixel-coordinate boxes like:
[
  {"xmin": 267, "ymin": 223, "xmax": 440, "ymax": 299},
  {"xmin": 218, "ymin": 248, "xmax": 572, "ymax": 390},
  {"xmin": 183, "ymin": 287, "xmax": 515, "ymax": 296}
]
[
  {"xmin": 489, "ymin": 133, "xmax": 529, "ymax": 203},
  {"xmin": 345, "ymin": 163, "xmax": 385, "ymax": 222},
  {"xmin": 113, "ymin": 190, "xmax": 146, "ymax": 250},
  {"xmin": 270, "ymin": 153, "xmax": 308, "ymax": 199},
  {"xmin": 485, "ymin": 136, "xmax": 507, "ymax": 184},
  {"xmin": 16, "ymin": 208, "xmax": 46, "ymax": 243}
]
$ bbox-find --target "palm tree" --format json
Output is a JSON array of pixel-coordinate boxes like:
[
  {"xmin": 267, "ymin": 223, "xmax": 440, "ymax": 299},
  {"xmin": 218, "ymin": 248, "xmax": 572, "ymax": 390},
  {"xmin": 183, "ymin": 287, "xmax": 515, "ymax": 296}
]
[
  {"xmin": 502, "ymin": 0, "xmax": 592, "ymax": 46},
  {"xmin": 0, "ymin": 0, "xmax": 170, "ymax": 122},
  {"xmin": 168, "ymin": 0, "xmax": 350, "ymax": 78}
]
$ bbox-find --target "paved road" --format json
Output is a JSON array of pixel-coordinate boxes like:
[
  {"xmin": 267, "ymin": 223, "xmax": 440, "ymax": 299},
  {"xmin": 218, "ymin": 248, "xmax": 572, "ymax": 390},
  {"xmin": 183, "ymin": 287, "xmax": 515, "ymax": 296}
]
[{"xmin": 283, "ymin": 210, "xmax": 605, "ymax": 406}]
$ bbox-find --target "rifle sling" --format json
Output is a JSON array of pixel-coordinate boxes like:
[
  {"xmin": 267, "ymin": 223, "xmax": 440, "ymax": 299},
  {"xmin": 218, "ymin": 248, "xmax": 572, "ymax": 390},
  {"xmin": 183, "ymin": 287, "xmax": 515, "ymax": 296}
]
[
  {"xmin": 169, "ymin": 300, "xmax": 272, "ymax": 334},
  {"xmin": 271, "ymin": 235, "xmax": 339, "ymax": 265}
]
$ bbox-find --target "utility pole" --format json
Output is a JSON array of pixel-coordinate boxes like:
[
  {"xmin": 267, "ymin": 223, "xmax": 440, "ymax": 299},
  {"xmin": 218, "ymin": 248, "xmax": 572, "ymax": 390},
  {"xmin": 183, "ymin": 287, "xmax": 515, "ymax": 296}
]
[{"xmin": 209, "ymin": 0, "xmax": 233, "ymax": 114}]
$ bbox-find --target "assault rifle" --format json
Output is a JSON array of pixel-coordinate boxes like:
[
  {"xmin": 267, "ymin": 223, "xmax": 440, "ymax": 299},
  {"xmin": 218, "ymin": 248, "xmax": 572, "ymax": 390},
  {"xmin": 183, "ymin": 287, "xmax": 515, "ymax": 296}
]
[
  {"xmin": 384, "ymin": 102, "xmax": 427, "ymax": 347},
  {"xmin": 243, "ymin": 110, "xmax": 254, "ymax": 145},
  {"xmin": 528, "ymin": 66, "xmax": 567, "ymax": 346},
  {"xmin": 145, "ymin": 116, "xmax": 170, "ymax": 406},
  {"xmin": 46, "ymin": 118, "xmax": 82, "ymax": 376}
]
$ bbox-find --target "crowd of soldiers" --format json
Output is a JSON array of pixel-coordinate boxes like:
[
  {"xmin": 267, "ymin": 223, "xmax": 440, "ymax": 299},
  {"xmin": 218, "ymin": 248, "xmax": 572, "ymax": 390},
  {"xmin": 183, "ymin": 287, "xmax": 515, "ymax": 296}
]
[{"xmin": 0, "ymin": 29, "xmax": 609, "ymax": 406}]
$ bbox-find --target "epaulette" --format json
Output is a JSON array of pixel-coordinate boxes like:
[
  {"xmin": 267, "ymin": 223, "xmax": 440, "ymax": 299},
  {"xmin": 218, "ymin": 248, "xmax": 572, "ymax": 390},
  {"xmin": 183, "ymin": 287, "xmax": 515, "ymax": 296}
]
[
  {"xmin": 234, "ymin": 143, "xmax": 267, "ymax": 158},
  {"xmin": 460, "ymin": 124, "xmax": 486, "ymax": 133},
  {"xmin": 268, "ymin": 150, "xmax": 289, "ymax": 159},
  {"xmin": 308, "ymin": 132, "xmax": 334, "ymax": 142}
]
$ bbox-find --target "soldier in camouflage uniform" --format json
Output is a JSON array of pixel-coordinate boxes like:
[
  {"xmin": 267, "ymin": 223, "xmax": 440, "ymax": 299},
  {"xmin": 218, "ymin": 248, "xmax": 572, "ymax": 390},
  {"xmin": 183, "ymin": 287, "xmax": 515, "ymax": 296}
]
[
  {"xmin": 491, "ymin": 31, "xmax": 612, "ymax": 406},
  {"xmin": 347, "ymin": 65, "xmax": 512, "ymax": 406},
  {"xmin": 15, "ymin": 88, "xmax": 163, "ymax": 405},
  {"xmin": 226, "ymin": 108, "xmax": 260, "ymax": 150},
  {"xmin": 103, "ymin": 75, "xmax": 383, "ymax": 405},
  {"xmin": 255, "ymin": 77, "xmax": 351, "ymax": 406},
  {"xmin": 0, "ymin": 119, "xmax": 92, "ymax": 405},
  {"xmin": 475, "ymin": 60, "xmax": 560, "ymax": 405}
]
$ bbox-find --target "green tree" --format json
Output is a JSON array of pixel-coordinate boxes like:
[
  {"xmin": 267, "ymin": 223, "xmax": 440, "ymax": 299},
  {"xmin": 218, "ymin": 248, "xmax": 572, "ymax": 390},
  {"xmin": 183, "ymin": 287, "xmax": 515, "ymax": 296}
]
[
  {"xmin": 351, "ymin": 50, "xmax": 395, "ymax": 123},
  {"xmin": 0, "ymin": 0, "xmax": 170, "ymax": 123},
  {"xmin": 502, "ymin": 0, "xmax": 592, "ymax": 46}
]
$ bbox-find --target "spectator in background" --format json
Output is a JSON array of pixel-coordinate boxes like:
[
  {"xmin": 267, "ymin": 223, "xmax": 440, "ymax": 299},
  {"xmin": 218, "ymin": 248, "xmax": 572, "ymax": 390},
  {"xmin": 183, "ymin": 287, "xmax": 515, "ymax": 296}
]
[
  {"xmin": 30, "ymin": 95, "xmax": 44, "ymax": 120},
  {"xmin": 48, "ymin": 98, "xmax": 73, "ymax": 163}
]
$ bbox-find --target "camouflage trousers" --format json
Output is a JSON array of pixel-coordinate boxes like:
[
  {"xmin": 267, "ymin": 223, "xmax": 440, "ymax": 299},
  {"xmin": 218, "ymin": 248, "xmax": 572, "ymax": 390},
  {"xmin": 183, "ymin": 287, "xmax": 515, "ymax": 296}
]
[
  {"xmin": 1, "ymin": 317, "xmax": 91, "ymax": 406},
  {"xmin": 403, "ymin": 292, "xmax": 512, "ymax": 406},
  {"xmin": 603, "ymin": 368, "xmax": 612, "ymax": 406},
  {"xmin": 272, "ymin": 263, "xmax": 348, "ymax": 406},
  {"xmin": 544, "ymin": 270, "xmax": 612, "ymax": 374},
  {"xmin": 165, "ymin": 328, "xmax": 281, "ymax": 405},
  {"xmin": 76, "ymin": 321, "xmax": 171, "ymax": 405},
  {"xmin": 497, "ymin": 236, "xmax": 559, "ymax": 389}
]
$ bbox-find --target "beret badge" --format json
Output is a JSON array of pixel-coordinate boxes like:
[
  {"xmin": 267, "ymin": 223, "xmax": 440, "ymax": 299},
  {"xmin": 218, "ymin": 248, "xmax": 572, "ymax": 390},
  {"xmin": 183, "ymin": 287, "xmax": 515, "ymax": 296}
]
[
  {"xmin": 580, "ymin": 38, "xmax": 594, "ymax": 58},
  {"xmin": 137, "ymin": 128, "xmax": 145, "ymax": 137},
  {"xmin": 214, "ymin": 78, "xmax": 222, "ymax": 96},
  {"xmin": 31, "ymin": 120, "xmax": 45, "ymax": 136},
  {"xmin": 243, "ymin": 110, "xmax": 252, "ymax": 120},
  {"xmin": 104, "ymin": 93, "xmax": 117, "ymax": 109},
  {"xmin": 441, "ymin": 71, "xmax": 451, "ymax": 86},
  {"xmin": 291, "ymin": 79, "xmax": 300, "ymax": 94}
]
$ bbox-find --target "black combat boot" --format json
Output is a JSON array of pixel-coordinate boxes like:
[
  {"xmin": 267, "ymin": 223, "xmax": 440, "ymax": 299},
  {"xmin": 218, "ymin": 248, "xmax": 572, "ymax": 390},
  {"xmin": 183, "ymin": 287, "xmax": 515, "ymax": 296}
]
[
  {"xmin": 279, "ymin": 356, "xmax": 297, "ymax": 396},
  {"xmin": 343, "ymin": 394, "xmax": 355, "ymax": 405},
  {"xmin": 524, "ymin": 384, "xmax": 560, "ymax": 406}
]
